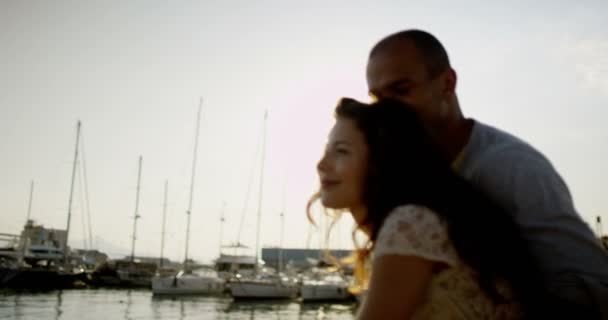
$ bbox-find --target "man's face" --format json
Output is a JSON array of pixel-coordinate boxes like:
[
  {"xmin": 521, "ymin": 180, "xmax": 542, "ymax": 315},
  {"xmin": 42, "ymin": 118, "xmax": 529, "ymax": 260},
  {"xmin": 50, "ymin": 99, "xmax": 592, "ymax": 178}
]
[{"xmin": 366, "ymin": 41, "xmax": 449, "ymax": 127}]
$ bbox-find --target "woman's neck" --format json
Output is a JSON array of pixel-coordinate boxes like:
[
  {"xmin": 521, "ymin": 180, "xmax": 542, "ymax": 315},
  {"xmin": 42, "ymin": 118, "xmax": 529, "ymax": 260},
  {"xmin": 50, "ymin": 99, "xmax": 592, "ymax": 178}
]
[{"xmin": 350, "ymin": 205, "xmax": 368, "ymax": 227}]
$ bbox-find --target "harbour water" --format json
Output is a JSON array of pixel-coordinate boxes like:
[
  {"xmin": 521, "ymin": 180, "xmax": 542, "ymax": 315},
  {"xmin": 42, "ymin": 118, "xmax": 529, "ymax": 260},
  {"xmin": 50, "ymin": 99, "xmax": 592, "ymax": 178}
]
[{"xmin": 0, "ymin": 289, "xmax": 357, "ymax": 320}]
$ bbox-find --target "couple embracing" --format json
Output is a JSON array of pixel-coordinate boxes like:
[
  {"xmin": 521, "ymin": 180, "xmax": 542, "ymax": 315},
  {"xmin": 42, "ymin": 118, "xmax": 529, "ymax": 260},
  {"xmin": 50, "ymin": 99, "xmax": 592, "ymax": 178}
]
[{"xmin": 308, "ymin": 30, "xmax": 608, "ymax": 320}]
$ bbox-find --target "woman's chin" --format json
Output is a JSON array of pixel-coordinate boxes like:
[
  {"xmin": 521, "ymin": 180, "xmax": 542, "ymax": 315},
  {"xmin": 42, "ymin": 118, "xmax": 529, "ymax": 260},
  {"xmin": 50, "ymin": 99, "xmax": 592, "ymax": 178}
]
[{"xmin": 320, "ymin": 197, "xmax": 347, "ymax": 210}]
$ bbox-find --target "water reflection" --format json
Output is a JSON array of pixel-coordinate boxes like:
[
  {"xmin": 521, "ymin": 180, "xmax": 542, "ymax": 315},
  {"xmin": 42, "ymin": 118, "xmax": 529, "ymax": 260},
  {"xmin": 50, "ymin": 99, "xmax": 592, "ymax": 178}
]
[
  {"xmin": 150, "ymin": 293, "xmax": 229, "ymax": 319},
  {"xmin": 180, "ymin": 299, "xmax": 185, "ymax": 320},
  {"xmin": 55, "ymin": 290, "xmax": 63, "ymax": 320},
  {"xmin": 123, "ymin": 290, "xmax": 132, "ymax": 320},
  {"xmin": 225, "ymin": 299, "xmax": 295, "ymax": 319},
  {"xmin": 299, "ymin": 301, "xmax": 356, "ymax": 320},
  {"xmin": 12, "ymin": 291, "xmax": 21, "ymax": 319},
  {"xmin": 0, "ymin": 290, "xmax": 357, "ymax": 320},
  {"xmin": 150, "ymin": 293, "xmax": 162, "ymax": 320}
]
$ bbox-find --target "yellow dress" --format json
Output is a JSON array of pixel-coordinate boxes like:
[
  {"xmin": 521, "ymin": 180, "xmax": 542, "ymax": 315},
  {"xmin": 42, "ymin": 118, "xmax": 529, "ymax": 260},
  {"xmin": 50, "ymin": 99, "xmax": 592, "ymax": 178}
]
[{"xmin": 373, "ymin": 205, "xmax": 521, "ymax": 320}]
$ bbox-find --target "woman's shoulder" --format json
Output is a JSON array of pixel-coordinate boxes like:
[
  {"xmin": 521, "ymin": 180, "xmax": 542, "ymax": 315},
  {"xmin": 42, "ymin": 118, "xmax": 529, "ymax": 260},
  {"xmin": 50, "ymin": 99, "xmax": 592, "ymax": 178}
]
[
  {"xmin": 374, "ymin": 205, "xmax": 459, "ymax": 267},
  {"xmin": 380, "ymin": 205, "xmax": 446, "ymax": 236}
]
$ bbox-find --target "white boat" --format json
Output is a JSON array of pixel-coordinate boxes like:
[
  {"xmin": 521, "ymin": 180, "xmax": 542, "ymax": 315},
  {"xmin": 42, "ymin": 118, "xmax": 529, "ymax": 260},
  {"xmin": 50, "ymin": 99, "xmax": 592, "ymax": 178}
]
[
  {"xmin": 152, "ymin": 99, "xmax": 226, "ymax": 295},
  {"xmin": 300, "ymin": 273, "xmax": 352, "ymax": 301},
  {"xmin": 115, "ymin": 262, "xmax": 156, "ymax": 288},
  {"xmin": 215, "ymin": 253, "xmax": 256, "ymax": 280},
  {"xmin": 230, "ymin": 271, "xmax": 298, "ymax": 299},
  {"xmin": 228, "ymin": 111, "xmax": 298, "ymax": 300},
  {"xmin": 152, "ymin": 268, "xmax": 225, "ymax": 295}
]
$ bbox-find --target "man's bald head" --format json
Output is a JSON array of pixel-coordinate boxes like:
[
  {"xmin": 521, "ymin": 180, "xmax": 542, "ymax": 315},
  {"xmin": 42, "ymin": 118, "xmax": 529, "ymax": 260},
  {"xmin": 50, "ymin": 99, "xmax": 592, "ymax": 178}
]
[
  {"xmin": 366, "ymin": 29, "xmax": 461, "ymax": 137},
  {"xmin": 369, "ymin": 29, "xmax": 451, "ymax": 79}
]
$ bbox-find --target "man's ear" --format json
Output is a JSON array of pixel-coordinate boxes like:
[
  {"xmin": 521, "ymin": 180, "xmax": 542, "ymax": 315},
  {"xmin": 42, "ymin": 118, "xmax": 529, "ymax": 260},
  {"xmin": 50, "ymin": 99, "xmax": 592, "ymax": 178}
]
[{"xmin": 443, "ymin": 68, "xmax": 457, "ymax": 96}]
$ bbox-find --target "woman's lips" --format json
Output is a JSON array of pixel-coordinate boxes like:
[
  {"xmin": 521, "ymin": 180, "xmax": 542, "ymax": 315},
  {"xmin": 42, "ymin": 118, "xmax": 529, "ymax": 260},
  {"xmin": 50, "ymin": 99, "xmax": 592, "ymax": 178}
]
[{"xmin": 321, "ymin": 179, "xmax": 340, "ymax": 188}]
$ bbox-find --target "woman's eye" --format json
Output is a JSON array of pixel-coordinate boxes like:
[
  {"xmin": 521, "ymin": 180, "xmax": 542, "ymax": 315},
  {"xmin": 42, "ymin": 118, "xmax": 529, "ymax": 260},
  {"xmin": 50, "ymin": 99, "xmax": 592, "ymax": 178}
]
[{"xmin": 336, "ymin": 148, "xmax": 349, "ymax": 155}]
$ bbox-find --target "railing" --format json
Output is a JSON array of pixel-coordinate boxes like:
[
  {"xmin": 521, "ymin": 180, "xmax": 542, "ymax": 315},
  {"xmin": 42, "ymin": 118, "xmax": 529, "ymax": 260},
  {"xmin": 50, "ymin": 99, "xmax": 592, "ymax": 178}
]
[{"xmin": 0, "ymin": 233, "xmax": 19, "ymax": 248}]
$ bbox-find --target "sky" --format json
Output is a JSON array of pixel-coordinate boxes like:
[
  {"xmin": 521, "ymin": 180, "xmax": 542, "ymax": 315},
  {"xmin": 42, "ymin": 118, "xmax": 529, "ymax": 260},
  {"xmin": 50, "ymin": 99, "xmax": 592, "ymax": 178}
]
[{"xmin": 1, "ymin": 0, "xmax": 607, "ymax": 264}]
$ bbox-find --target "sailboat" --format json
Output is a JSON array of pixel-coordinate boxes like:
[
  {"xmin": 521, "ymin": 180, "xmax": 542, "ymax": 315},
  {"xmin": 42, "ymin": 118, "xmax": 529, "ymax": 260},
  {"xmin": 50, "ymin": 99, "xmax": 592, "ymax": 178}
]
[
  {"xmin": 155, "ymin": 180, "xmax": 177, "ymax": 277},
  {"xmin": 229, "ymin": 111, "xmax": 299, "ymax": 299},
  {"xmin": 299, "ymin": 268, "xmax": 352, "ymax": 302},
  {"xmin": 215, "ymin": 199, "xmax": 257, "ymax": 281},
  {"xmin": 1, "ymin": 122, "xmax": 88, "ymax": 289},
  {"xmin": 299, "ymin": 208, "xmax": 353, "ymax": 302},
  {"xmin": 152, "ymin": 98, "xmax": 225, "ymax": 295},
  {"xmin": 116, "ymin": 156, "xmax": 157, "ymax": 287},
  {"xmin": 90, "ymin": 156, "xmax": 157, "ymax": 288}
]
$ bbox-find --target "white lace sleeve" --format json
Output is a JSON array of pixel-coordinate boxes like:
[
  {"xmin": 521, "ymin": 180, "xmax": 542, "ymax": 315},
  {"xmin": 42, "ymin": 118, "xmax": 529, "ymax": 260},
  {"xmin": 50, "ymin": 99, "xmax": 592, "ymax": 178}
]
[{"xmin": 373, "ymin": 205, "xmax": 460, "ymax": 267}]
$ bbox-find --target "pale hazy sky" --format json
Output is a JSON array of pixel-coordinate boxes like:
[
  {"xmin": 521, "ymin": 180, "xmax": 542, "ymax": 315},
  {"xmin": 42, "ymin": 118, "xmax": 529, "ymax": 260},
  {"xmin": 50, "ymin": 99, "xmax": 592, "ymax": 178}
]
[{"xmin": 1, "ymin": 0, "xmax": 607, "ymax": 263}]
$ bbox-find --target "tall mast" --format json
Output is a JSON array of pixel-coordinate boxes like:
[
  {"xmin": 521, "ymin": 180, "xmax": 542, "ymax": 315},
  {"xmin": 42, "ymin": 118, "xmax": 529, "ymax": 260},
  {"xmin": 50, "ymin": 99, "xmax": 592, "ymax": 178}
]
[
  {"xmin": 77, "ymin": 165, "xmax": 88, "ymax": 249},
  {"xmin": 278, "ymin": 177, "xmax": 286, "ymax": 273},
  {"xmin": 254, "ymin": 110, "xmax": 268, "ymax": 270},
  {"xmin": 278, "ymin": 211, "xmax": 284, "ymax": 273},
  {"xmin": 219, "ymin": 202, "xmax": 226, "ymax": 257},
  {"xmin": 26, "ymin": 180, "xmax": 34, "ymax": 221},
  {"xmin": 64, "ymin": 121, "xmax": 81, "ymax": 264},
  {"xmin": 130, "ymin": 156, "xmax": 143, "ymax": 262},
  {"xmin": 184, "ymin": 98, "xmax": 203, "ymax": 269},
  {"xmin": 79, "ymin": 133, "xmax": 94, "ymax": 249},
  {"xmin": 21, "ymin": 180, "xmax": 35, "ymax": 265},
  {"xmin": 160, "ymin": 180, "xmax": 168, "ymax": 268}
]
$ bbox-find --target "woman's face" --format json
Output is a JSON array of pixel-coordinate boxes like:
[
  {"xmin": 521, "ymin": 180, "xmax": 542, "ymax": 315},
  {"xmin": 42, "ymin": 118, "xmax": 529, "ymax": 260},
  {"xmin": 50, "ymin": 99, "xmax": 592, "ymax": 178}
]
[{"xmin": 317, "ymin": 117, "xmax": 369, "ymax": 217}]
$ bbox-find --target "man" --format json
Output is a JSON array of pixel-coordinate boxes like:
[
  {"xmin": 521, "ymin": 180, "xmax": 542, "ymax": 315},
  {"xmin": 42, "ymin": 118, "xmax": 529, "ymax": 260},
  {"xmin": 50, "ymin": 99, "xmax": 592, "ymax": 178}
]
[{"xmin": 366, "ymin": 29, "xmax": 608, "ymax": 317}]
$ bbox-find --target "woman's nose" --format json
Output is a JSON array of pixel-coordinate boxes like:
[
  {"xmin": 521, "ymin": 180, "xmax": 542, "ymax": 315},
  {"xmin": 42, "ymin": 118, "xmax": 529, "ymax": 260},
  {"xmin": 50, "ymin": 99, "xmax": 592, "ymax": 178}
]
[{"xmin": 317, "ymin": 153, "xmax": 329, "ymax": 173}]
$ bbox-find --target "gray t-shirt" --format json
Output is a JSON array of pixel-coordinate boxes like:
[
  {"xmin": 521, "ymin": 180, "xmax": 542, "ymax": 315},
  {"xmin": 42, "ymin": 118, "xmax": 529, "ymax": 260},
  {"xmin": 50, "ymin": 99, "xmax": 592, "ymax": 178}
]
[{"xmin": 457, "ymin": 120, "xmax": 608, "ymax": 286}]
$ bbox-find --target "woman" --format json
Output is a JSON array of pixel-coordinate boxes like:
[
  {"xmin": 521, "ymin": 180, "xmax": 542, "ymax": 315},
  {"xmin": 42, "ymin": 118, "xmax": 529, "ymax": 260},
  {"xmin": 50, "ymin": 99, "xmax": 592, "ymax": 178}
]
[{"xmin": 310, "ymin": 98, "xmax": 547, "ymax": 319}]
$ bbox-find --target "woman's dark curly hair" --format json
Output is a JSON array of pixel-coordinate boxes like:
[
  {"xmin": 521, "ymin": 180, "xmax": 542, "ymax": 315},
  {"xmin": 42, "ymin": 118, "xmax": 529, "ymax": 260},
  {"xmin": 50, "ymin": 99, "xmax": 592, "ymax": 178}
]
[{"xmin": 309, "ymin": 97, "xmax": 546, "ymax": 317}]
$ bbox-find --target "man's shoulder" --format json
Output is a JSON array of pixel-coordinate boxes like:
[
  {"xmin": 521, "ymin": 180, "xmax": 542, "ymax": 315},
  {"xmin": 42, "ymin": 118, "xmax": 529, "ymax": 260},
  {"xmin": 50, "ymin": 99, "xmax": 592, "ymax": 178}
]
[
  {"xmin": 469, "ymin": 120, "xmax": 532, "ymax": 152},
  {"xmin": 462, "ymin": 120, "xmax": 550, "ymax": 174},
  {"xmin": 461, "ymin": 120, "xmax": 572, "ymax": 205}
]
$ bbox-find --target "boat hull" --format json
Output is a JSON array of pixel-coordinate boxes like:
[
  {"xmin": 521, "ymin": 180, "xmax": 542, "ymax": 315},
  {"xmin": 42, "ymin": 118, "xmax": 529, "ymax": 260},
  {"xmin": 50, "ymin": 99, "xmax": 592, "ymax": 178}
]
[
  {"xmin": 152, "ymin": 275, "xmax": 224, "ymax": 295},
  {"xmin": 0, "ymin": 267, "xmax": 87, "ymax": 290},
  {"xmin": 229, "ymin": 280, "xmax": 298, "ymax": 299},
  {"xmin": 300, "ymin": 284, "xmax": 352, "ymax": 301}
]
